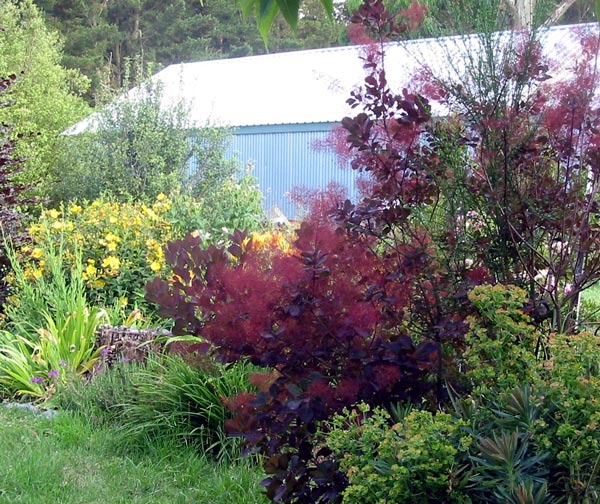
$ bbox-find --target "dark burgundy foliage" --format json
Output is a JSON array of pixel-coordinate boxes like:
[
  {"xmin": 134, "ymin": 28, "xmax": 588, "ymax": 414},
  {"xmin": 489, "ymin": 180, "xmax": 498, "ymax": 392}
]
[{"xmin": 0, "ymin": 73, "xmax": 32, "ymax": 312}]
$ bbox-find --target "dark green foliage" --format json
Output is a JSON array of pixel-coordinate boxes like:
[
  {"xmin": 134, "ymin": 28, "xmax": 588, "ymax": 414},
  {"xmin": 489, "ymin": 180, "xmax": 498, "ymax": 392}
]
[{"xmin": 33, "ymin": 0, "xmax": 347, "ymax": 100}]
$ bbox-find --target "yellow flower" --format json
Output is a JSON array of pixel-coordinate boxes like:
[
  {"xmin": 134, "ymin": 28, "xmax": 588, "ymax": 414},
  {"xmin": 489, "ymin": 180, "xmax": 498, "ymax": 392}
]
[
  {"xmin": 107, "ymin": 242, "xmax": 117, "ymax": 252},
  {"xmin": 150, "ymin": 261, "xmax": 162, "ymax": 272},
  {"xmin": 31, "ymin": 247, "xmax": 44, "ymax": 259},
  {"xmin": 67, "ymin": 204, "xmax": 82, "ymax": 215},
  {"xmin": 91, "ymin": 278, "xmax": 106, "ymax": 289},
  {"xmin": 25, "ymin": 268, "xmax": 43, "ymax": 280},
  {"xmin": 47, "ymin": 209, "xmax": 60, "ymax": 219},
  {"xmin": 28, "ymin": 224, "xmax": 42, "ymax": 235},
  {"xmin": 156, "ymin": 193, "xmax": 167, "ymax": 201},
  {"xmin": 51, "ymin": 221, "xmax": 65, "ymax": 231},
  {"xmin": 102, "ymin": 256, "xmax": 121, "ymax": 270},
  {"xmin": 85, "ymin": 264, "xmax": 97, "ymax": 277}
]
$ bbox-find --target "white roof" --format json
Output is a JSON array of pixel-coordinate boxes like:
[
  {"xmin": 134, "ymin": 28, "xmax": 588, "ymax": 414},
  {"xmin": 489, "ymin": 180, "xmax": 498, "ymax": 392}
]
[{"xmin": 64, "ymin": 22, "xmax": 599, "ymax": 135}]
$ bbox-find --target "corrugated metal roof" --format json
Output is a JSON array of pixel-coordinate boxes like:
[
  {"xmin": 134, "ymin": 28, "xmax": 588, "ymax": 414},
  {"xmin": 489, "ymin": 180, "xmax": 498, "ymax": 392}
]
[{"xmin": 64, "ymin": 22, "xmax": 598, "ymax": 135}]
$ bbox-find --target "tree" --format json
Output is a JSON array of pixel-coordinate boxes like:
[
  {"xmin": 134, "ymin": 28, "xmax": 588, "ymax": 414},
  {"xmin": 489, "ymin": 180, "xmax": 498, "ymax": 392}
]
[
  {"xmin": 54, "ymin": 76, "xmax": 239, "ymax": 203},
  {"xmin": 33, "ymin": 0, "xmax": 348, "ymax": 100},
  {"xmin": 0, "ymin": 0, "xmax": 90, "ymax": 195}
]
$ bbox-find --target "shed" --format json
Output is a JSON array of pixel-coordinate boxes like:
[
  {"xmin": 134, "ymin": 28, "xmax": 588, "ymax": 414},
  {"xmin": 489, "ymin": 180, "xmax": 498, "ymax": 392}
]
[{"xmin": 65, "ymin": 23, "xmax": 597, "ymax": 217}]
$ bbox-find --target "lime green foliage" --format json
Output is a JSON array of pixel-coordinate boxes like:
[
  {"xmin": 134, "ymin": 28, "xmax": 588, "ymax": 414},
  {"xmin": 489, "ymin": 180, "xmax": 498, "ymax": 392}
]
[
  {"xmin": 0, "ymin": 406, "xmax": 268, "ymax": 503},
  {"xmin": 56, "ymin": 353, "xmax": 258, "ymax": 462},
  {"xmin": 327, "ymin": 403, "xmax": 472, "ymax": 503},
  {"xmin": 0, "ymin": 240, "xmax": 107, "ymax": 399},
  {"xmin": 535, "ymin": 331, "xmax": 600, "ymax": 500},
  {"xmin": 464, "ymin": 284, "xmax": 542, "ymax": 395},
  {"xmin": 0, "ymin": 0, "xmax": 89, "ymax": 191}
]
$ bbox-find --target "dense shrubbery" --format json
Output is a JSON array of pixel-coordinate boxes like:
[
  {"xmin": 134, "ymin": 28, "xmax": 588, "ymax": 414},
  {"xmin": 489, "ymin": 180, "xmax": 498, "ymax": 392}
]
[
  {"xmin": 53, "ymin": 76, "xmax": 239, "ymax": 204},
  {"xmin": 13, "ymin": 189, "xmax": 264, "ymax": 316},
  {"xmin": 325, "ymin": 285, "xmax": 600, "ymax": 502},
  {"xmin": 3, "ymin": 1, "xmax": 600, "ymax": 503},
  {"xmin": 0, "ymin": 74, "xmax": 32, "ymax": 313},
  {"xmin": 142, "ymin": 1, "xmax": 600, "ymax": 502}
]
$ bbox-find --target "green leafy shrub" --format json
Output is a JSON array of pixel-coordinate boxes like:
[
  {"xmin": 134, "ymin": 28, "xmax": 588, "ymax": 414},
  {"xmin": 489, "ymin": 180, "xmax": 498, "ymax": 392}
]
[
  {"xmin": 0, "ymin": 0, "xmax": 90, "ymax": 192},
  {"xmin": 535, "ymin": 331, "xmax": 600, "ymax": 501},
  {"xmin": 54, "ymin": 77, "xmax": 237, "ymax": 203},
  {"xmin": 165, "ymin": 172, "xmax": 266, "ymax": 240},
  {"xmin": 327, "ymin": 403, "xmax": 472, "ymax": 503}
]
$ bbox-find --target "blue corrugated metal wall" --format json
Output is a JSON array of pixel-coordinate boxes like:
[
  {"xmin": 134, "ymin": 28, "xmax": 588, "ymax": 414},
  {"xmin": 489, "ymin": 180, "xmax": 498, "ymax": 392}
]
[{"xmin": 226, "ymin": 123, "xmax": 359, "ymax": 219}]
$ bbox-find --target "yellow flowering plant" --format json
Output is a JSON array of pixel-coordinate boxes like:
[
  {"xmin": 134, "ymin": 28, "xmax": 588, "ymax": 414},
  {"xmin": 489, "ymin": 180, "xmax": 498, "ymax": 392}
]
[
  {"xmin": 23, "ymin": 196, "xmax": 175, "ymax": 316},
  {"xmin": 19, "ymin": 190, "xmax": 270, "ymax": 323},
  {"xmin": 0, "ymin": 237, "xmax": 108, "ymax": 399}
]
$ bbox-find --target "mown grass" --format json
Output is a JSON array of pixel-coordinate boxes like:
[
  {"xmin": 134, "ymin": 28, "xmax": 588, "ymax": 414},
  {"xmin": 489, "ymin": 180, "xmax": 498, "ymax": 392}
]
[{"xmin": 0, "ymin": 405, "xmax": 268, "ymax": 504}]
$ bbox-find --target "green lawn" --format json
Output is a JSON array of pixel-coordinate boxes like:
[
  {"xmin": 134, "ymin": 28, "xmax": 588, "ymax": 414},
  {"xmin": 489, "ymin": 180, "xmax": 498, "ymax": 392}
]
[{"xmin": 0, "ymin": 405, "xmax": 268, "ymax": 504}]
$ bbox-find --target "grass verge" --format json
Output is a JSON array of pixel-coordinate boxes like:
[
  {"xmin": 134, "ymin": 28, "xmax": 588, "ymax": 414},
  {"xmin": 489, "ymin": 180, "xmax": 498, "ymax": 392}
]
[{"xmin": 0, "ymin": 405, "xmax": 268, "ymax": 504}]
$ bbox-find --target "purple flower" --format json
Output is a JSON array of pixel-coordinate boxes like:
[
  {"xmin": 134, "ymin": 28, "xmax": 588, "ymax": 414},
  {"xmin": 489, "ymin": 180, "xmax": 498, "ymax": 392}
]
[
  {"xmin": 100, "ymin": 348, "xmax": 111, "ymax": 355},
  {"xmin": 58, "ymin": 359, "xmax": 67, "ymax": 367},
  {"xmin": 48, "ymin": 369, "xmax": 60, "ymax": 378},
  {"xmin": 30, "ymin": 376, "xmax": 44, "ymax": 384}
]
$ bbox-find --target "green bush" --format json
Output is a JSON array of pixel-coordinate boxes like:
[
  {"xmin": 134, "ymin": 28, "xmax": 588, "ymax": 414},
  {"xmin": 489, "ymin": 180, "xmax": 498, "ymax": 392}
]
[
  {"xmin": 327, "ymin": 403, "xmax": 472, "ymax": 504},
  {"xmin": 463, "ymin": 284, "xmax": 543, "ymax": 396},
  {"xmin": 535, "ymin": 331, "xmax": 600, "ymax": 501},
  {"xmin": 53, "ymin": 77, "xmax": 238, "ymax": 203}
]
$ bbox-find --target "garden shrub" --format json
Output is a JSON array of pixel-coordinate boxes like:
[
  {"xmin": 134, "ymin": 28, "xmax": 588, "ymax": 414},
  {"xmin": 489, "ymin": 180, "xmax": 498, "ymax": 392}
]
[
  {"xmin": 19, "ymin": 189, "xmax": 266, "ymax": 319},
  {"xmin": 53, "ymin": 76, "xmax": 237, "ymax": 203},
  {"xmin": 463, "ymin": 284, "xmax": 543, "ymax": 396},
  {"xmin": 535, "ymin": 331, "xmax": 600, "ymax": 500},
  {"xmin": 327, "ymin": 403, "xmax": 472, "ymax": 504},
  {"xmin": 165, "ymin": 172, "xmax": 266, "ymax": 240},
  {"xmin": 146, "ymin": 218, "xmax": 444, "ymax": 502},
  {"xmin": 460, "ymin": 385, "xmax": 551, "ymax": 504},
  {"xmin": 22, "ymin": 197, "xmax": 174, "ymax": 315},
  {"xmin": 0, "ymin": 74, "xmax": 34, "ymax": 314}
]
